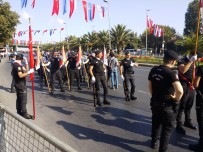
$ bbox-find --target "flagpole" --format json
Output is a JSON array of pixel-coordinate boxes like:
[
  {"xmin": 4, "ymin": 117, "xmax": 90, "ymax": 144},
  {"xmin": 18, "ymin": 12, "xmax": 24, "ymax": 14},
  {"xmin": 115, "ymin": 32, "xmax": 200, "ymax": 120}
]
[
  {"xmin": 29, "ymin": 18, "xmax": 36, "ymax": 119},
  {"xmin": 104, "ymin": 0, "xmax": 111, "ymax": 49},
  {"xmin": 146, "ymin": 9, "xmax": 150, "ymax": 56},
  {"xmin": 192, "ymin": 0, "xmax": 201, "ymax": 84}
]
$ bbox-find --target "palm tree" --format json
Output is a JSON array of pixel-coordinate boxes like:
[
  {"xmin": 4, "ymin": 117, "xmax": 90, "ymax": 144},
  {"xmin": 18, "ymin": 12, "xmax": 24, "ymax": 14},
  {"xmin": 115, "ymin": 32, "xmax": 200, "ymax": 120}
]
[
  {"xmin": 80, "ymin": 34, "xmax": 88, "ymax": 51},
  {"xmin": 176, "ymin": 33, "xmax": 203, "ymax": 55},
  {"xmin": 68, "ymin": 35, "xmax": 80, "ymax": 51},
  {"xmin": 110, "ymin": 24, "xmax": 131, "ymax": 54},
  {"xmin": 97, "ymin": 30, "xmax": 109, "ymax": 48},
  {"xmin": 86, "ymin": 32, "xmax": 98, "ymax": 50}
]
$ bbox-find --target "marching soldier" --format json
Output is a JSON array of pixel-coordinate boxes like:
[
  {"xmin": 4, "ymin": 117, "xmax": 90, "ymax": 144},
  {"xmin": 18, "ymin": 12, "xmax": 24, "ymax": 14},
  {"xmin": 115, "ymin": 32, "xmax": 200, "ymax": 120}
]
[
  {"xmin": 89, "ymin": 50, "xmax": 110, "ymax": 106},
  {"xmin": 148, "ymin": 50, "xmax": 183, "ymax": 152},
  {"xmin": 120, "ymin": 50, "xmax": 138, "ymax": 101},
  {"xmin": 43, "ymin": 51, "xmax": 65, "ymax": 94},
  {"xmin": 189, "ymin": 54, "xmax": 203, "ymax": 152},
  {"xmin": 12, "ymin": 53, "xmax": 34, "ymax": 119},
  {"xmin": 176, "ymin": 52, "xmax": 198, "ymax": 134}
]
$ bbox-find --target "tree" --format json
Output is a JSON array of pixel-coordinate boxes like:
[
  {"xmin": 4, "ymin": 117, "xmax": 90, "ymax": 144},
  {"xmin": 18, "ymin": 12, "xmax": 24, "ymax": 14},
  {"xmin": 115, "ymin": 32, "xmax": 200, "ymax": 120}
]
[
  {"xmin": 125, "ymin": 32, "xmax": 139, "ymax": 50},
  {"xmin": 0, "ymin": 1, "xmax": 20, "ymax": 46},
  {"xmin": 97, "ymin": 30, "xmax": 109, "ymax": 48},
  {"xmin": 184, "ymin": 0, "xmax": 199, "ymax": 36},
  {"xmin": 110, "ymin": 24, "xmax": 131, "ymax": 54}
]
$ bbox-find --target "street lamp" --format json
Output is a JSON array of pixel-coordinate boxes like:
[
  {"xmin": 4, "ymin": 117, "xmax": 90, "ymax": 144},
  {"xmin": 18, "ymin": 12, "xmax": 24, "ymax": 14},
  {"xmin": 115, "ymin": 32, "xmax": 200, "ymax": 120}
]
[
  {"xmin": 146, "ymin": 9, "xmax": 150, "ymax": 56},
  {"xmin": 104, "ymin": 0, "xmax": 111, "ymax": 49}
]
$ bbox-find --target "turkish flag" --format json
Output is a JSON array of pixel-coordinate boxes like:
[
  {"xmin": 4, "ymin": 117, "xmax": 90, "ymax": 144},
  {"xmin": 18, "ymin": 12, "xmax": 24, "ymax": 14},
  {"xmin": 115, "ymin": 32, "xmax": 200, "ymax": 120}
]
[
  {"xmin": 52, "ymin": 0, "xmax": 59, "ymax": 15},
  {"xmin": 82, "ymin": 0, "xmax": 88, "ymax": 22}
]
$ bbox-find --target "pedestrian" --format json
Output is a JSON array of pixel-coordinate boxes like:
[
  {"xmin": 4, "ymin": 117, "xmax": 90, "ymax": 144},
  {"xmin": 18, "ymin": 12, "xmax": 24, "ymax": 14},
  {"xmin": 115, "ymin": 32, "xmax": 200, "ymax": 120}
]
[
  {"xmin": 12, "ymin": 53, "xmax": 34, "ymax": 119},
  {"xmin": 148, "ymin": 50, "xmax": 183, "ymax": 152},
  {"xmin": 189, "ymin": 53, "xmax": 203, "ymax": 152},
  {"xmin": 108, "ymin": 52, "xmax": 119, "ymax": 89},
  {"xmin": 43, "ymin": 51, "xmax": 65, "ymax": 94},
  {"xmin": 89, "ymin": 50, "xmax": 110, "ymax": 106},
  {"xmin": 176, "ymin": 52, "xmax": 198, "ymax": 135},
  {"xmin": 120, "ymin": 50, "xmax": 138, "ymax": 100},
  {"xmin": 68, "ymin": 52, "xmax": 82, "ymax": 91},
  {"xmin": 10, "ymin": 53, "xmax": 16, "ymax": 93}
]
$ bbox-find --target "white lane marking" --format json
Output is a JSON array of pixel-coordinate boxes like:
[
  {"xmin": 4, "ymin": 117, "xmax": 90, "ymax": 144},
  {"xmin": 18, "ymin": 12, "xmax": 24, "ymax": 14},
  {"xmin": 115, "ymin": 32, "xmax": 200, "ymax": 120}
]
[{"xmin": 118, "ymin": 84, "xmax": 150, "ymax": 95}]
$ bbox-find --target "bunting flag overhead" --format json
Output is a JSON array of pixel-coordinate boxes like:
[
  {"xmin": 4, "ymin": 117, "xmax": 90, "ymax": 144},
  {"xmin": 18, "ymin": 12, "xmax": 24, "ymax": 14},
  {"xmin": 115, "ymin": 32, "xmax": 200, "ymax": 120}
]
[
  {"xmin": 31, "ymin": 0, "xmax": 36, "ymax": 8},
  {"xmin": 88, "ymin": 2, "xmax": 92, "ymax": 21},
  {"xmin": 101, "ymin": 6, "xmax": 105, "ymax": 17},
  {"xmin": 63, "ymin": 0, "xmax": 67, "ymax": 14},
  {"xmin": 82, "ymin": 0, "xmax": 88, "ymax": 22},
  {"xmin": 52, "ymin": 0, "xmax": 60, "ymax": 15},
  {"xmin": 69, "ymin": 0, "xmax": 76, "ymax": 18},
  {"xmin": 92, "ymin": 4, "xmax": 95, "ymax": 20},
  {"xmin": 21, "ymin": 0, "xmax": 28, "ymax": 8}
]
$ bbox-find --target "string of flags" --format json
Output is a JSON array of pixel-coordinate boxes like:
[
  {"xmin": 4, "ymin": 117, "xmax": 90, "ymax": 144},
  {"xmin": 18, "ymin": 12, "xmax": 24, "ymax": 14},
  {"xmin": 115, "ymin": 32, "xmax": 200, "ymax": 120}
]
[
  {"xmin": 12, "ymin": 39, "xmax": 41, "ymax": 45},
  {"xmin": 147, "ymin": 16, "xmax": 164, "ymax": 38},
  {"xmin": 13, "ymin": 28, "xmax": 64, "ymax": 38},
  {"xmin": 21, "ymin": 0, "xmax": 107, "ymax": 22}
]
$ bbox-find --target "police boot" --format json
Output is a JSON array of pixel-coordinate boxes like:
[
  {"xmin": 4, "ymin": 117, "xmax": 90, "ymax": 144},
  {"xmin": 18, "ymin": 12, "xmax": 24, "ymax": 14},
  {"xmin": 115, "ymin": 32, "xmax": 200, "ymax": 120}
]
[
  {"xmin": 189, "ymin": 144, "xmax": 202, "ymax": 152},
  {"xmin": 130, "ymin": 95, "xmax": 137, "ymax": 100},
  {"xmin": 103, "ymin": 98, "xmax": 110, "ymax": 105},
  {"xmin": 96, "ymin": 92, "xmax": 102, "ymax": 106},
  {"xmin": 184, "ymin": 120, "xmax": 197, "ymax": 130},
  {"xmin": 78, "ymin": 86, "xmax": 82, "ymax": 90},
  {"xmin": 22, "ymin": 112, "xmax": 34, "ymax": 119},
  {"xmin": 61, "ymin": 88, "xmax": 65, "ymax": 92},
  {"xmin": 151, "ymin": 139, "xmax": 158, "ymax": 149},
  {"xmin": 176, "ymin": 124, "xmax": 186, "ymax": 135}
]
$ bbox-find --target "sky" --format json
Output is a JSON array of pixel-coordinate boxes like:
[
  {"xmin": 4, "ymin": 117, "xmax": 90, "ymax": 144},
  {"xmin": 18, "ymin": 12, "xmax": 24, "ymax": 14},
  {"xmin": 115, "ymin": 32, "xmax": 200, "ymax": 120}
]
[{"xmin": 4, "ymin": 0, "xmax": 193, "ymax": 44}]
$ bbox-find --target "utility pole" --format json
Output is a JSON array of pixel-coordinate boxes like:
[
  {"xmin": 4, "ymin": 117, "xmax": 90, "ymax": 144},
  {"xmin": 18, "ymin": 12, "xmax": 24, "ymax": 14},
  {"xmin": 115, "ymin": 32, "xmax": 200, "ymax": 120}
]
[{"xmin": 104, "ymin": 0, "xmax": 111, "ymax": 49}]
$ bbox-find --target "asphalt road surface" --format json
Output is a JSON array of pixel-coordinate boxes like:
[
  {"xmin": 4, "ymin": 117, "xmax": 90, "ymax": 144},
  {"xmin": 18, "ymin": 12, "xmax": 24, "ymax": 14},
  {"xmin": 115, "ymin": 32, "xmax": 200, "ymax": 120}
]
[{"xmin": 0, "ymin": 57, "xmax": 199, "ymax": 152}]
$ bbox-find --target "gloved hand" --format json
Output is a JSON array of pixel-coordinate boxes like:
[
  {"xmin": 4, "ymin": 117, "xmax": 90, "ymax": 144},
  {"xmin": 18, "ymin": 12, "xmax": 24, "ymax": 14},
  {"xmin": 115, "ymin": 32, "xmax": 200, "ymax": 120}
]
[
  {"xmin": 27, "ymin": 68, "xmax": 34, "ymax": 74},
  {"xmin": 42, "ymin": 63, "xmax": 45, "ymax": 66},
  {"xmin": 77, "ymin": 66, "xmax": 81, "ymax": 70},
  {"xmin": 190, "ymin": 55, "xmax": 197, "ymax": 62},
  {"xmin": 23, "ymin": 57, "xmax": 28, "ymax": 65},
  {"xmin": 130, "ymin": 62, "xmax": 134, "ymax": 67},
  {"xmin": 104, "ymin": 69, "xmax": 107, "ymax": 73},
  {"xmin": 91, "ymin": 76, "xmax": 96, "ymax": 83},
  {"xmin": 121, "ymin": 75, "xmax": 124, "ymax": 81}
]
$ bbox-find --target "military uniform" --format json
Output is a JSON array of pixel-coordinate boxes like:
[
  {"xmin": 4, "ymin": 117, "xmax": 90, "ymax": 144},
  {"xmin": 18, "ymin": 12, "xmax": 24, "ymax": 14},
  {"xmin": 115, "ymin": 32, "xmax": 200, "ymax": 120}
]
[
  {"xmin": 12, "ymin": 53, "xmax": 33, "ymax": 119},
  {"xmin": 68, "ymin": 54, "xmax": 82, "ymax": 91},
  {"xmin": 120, "ymin": 54, "xmax": 137, "ymax": 100},
  {"xmin": 90, "ymin": 50, "xmax": 109, "ymax": 106},
  {"xmin": 176, "ymin": 56, "xmax": 197, "ymax": 134},
  {"xmin": 148, "ymin": 50, "xmax": 182, "ymax": 152},
  {"xmin": 50, "ymin": 54, "xmax": 65, "ymax": 93}
]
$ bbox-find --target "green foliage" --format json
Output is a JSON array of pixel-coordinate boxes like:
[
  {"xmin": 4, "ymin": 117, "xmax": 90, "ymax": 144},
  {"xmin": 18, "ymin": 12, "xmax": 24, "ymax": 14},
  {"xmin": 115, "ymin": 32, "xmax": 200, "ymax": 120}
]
[{"xmin": 0, "ymin": 1, "xmax": 20, "ymax": 45}]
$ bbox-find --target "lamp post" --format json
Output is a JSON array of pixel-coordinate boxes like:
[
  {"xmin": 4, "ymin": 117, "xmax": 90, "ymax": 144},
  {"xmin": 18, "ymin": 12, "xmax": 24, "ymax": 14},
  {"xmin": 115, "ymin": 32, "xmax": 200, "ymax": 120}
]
[
  {"xmin": 104, "ymin": 0, "xmax": 111, "ymax": 49},
  {"xmin": 146, "ymin": 9, "xmax": 150, "ymax": 56}
]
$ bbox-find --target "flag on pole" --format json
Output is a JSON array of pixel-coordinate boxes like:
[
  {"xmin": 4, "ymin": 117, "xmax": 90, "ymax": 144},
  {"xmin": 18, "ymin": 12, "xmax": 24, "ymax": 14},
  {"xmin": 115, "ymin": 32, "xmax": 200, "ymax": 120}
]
[
  {"xmin": 76, "ymin": 46, "xmax": 82, "ymax": 66},
  {"xmin": 200, "ymin": 0, "xmax": 203, "ymax": 7},
  {"xmin": 52, "ymin": 0, "xmax": 60, "ymax": 15},
  {"xmin": 82, "ymin": 0, "xmax": 88, "ymax": 22},
  {"xmin": 60, "ymin": 45, "xmax": 66, "ymax": 68},
  {"xmin": 35, "ymin": 46, "xmax": 40, "ymax": 70},
  {"xmin": 103, "ymin": 46, "xmax": 108, "ymax": 66}
]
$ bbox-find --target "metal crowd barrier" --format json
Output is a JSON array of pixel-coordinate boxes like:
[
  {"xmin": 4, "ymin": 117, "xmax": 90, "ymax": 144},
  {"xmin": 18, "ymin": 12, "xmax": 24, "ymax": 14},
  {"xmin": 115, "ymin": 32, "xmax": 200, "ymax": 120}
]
[{"xmin": 0, "ymin": 105, "xmax": 78, "ymax": 152}]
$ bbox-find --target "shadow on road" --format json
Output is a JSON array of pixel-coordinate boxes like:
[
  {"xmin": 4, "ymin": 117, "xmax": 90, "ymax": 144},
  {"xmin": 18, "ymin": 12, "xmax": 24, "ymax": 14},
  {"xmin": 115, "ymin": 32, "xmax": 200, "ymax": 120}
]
[
  {"xmin": 0, "ymin": 85, "xmax": 11, "ymax": 93},
  {"xmin": 57, "ymin": 120, "xmax": 145, "ymax": 152},
  {"xmin": 46, "ymin": 105, "xmax": 73, "ymax": 115}
]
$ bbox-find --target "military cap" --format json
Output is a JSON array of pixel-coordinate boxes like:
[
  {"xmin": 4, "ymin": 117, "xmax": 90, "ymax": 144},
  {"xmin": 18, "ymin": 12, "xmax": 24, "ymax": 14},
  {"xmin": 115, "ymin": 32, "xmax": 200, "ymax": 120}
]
[
  {"xmin": 10, "ymin": 53, "xmax": 16, "ymax": 58},
  {"xmin": 164, "ymin": 50, "xmax": 178, "ymax": 60},
  {"xmin": 95, "ymin": 50, "xmax": 102, "ymax": 55},
  {"xmin": 125, "ymin": 50, "xmax": 130, "ymax": 55},
  {"xmin": 16, "ymin": 53, "xmax": 24, "ymax": 59}
]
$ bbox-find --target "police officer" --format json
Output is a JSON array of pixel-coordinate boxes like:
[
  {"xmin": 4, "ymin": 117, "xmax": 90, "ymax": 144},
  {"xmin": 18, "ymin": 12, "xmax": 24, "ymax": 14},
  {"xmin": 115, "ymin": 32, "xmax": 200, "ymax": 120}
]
[
  {"xmin": 10, "ymin": 53, "xmax": 16, "ymax": 93},
  {"xmin": 89, "ymin": 50, "xmax": 110, "ymax": 106},
  {"xmin": 120, "ymin": 50, "xmax": 138, "ymax": 100},
  {"xmin": 176, "ymin": 52, "xmax": 198, "ymax": 134},
  {"xmin": 44, "ymin": 51, "xmax": 65, "ymax": 94},
  {"xmin": 148, "ymin": 50, "xmax": 183, "ymax": 152},
  {"xmin": 12, "ymin": 53, "xmax": 34, "ymax": 119},
  {"xmin": 68, "ymin": 52, "xmax": 82, "ymax": 91},
  {"xmin": 189, "ymin": 54, "xmax": 203, "ymax": 152}
]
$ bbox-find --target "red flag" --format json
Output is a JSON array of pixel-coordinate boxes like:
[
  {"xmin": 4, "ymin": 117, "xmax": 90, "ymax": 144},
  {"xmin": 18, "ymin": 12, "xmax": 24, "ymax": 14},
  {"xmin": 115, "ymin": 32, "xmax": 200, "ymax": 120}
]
[
  {"xmin": 92, "ymin": 4, "xmax": 95, "ymax": 19},
  {"xmin": 82, "ymin": 0, "xmax": 88, "ymax": 22},
  {"xmin": 52, "ymin": 0, "xmax": 59, "ymax": 15},
  {"xmin": 101, "ymin": 6, "xmax": 105, "ymax": 17},
  {"xmin": 29, "ymin": 21, "xmax": 36, "ymax": 119},
  {"xmin": 31, "ymin": 0, "xmax": 36, "ymax": 8},
  {"xmin": 76, "ymin": 46, "xmax": 82, "ymax": 66},
  {"xmin": 29, "ymin": 25, "xmax": 34, "ymax": 80},
  {"xmin": 60, "ymin": 45, "xmax": 66, "ymax": 68},
  {"xmin": 43, "ymin": 29, "xmax": 48, "ymax": 34},
  {"xmin": 69, "ymin": 0, "xmax": 75, "ymax": 18},
  {"xmin": 35, "ymin": 46, "xmax": 40, "ymax": 70},
  {"xmin": 200, "ymin": 0, "xmax": 203, "ymax": 7}
]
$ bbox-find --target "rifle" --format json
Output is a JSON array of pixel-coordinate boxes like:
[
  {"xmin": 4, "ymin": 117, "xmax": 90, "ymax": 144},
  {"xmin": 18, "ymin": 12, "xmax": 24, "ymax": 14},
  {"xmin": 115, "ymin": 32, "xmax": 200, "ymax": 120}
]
[
  {"xmin": 83, "ymin": 65, "xmax": 90, "ymax": 89},
  {"xmin": 41, "ymin": 60, "xmax": 51, "ymax": 92},
  {"xmin": 123, "ymin": 80, "xmax": 130, "ymax": 101},
  {"xmin": 66, "ymin": 67, "xmax": 70, "ymax": 91},
  {"xmin": 93, "ymin": 82, "xmax": 96, "ymax": 107}
]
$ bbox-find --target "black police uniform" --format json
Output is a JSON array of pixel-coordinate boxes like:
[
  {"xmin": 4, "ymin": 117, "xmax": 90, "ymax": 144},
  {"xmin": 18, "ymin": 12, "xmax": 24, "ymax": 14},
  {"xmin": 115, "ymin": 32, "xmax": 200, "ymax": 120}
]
[
  {"xmin": 91, "ymin": 57, "xmax": 109, "ymax": 105},
  {"xmin": 189, "ymin": 66, "xmax": 203, "ymax": 151},
  {"xmin": 50, "ymin": 56, "xmax": 64, "ymax": 93},
  {"xmin": 68, "ymin": 56, "xmax": 82, "ymax": 90},
  {"xmin": 176, "ymin": 57, "xmax": 196, "ymax": 133},
  {"xmin": 120, "ymin": 57, "xmax": 137, "ymax": 100},
  {"xmin": 148, "ymin": 64, "xmax": 179, "ymax": 152},
  {"xmin": 12, "ymin": 58, "xmax": 32, "ymax": 119}
]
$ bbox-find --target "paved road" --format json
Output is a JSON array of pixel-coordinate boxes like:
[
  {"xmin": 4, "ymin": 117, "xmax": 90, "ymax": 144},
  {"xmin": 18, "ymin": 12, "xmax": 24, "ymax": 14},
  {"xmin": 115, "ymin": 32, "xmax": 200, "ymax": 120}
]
[{"xmin": 0, "ymin": 57, "xmax": 199, "ymax": 152}]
